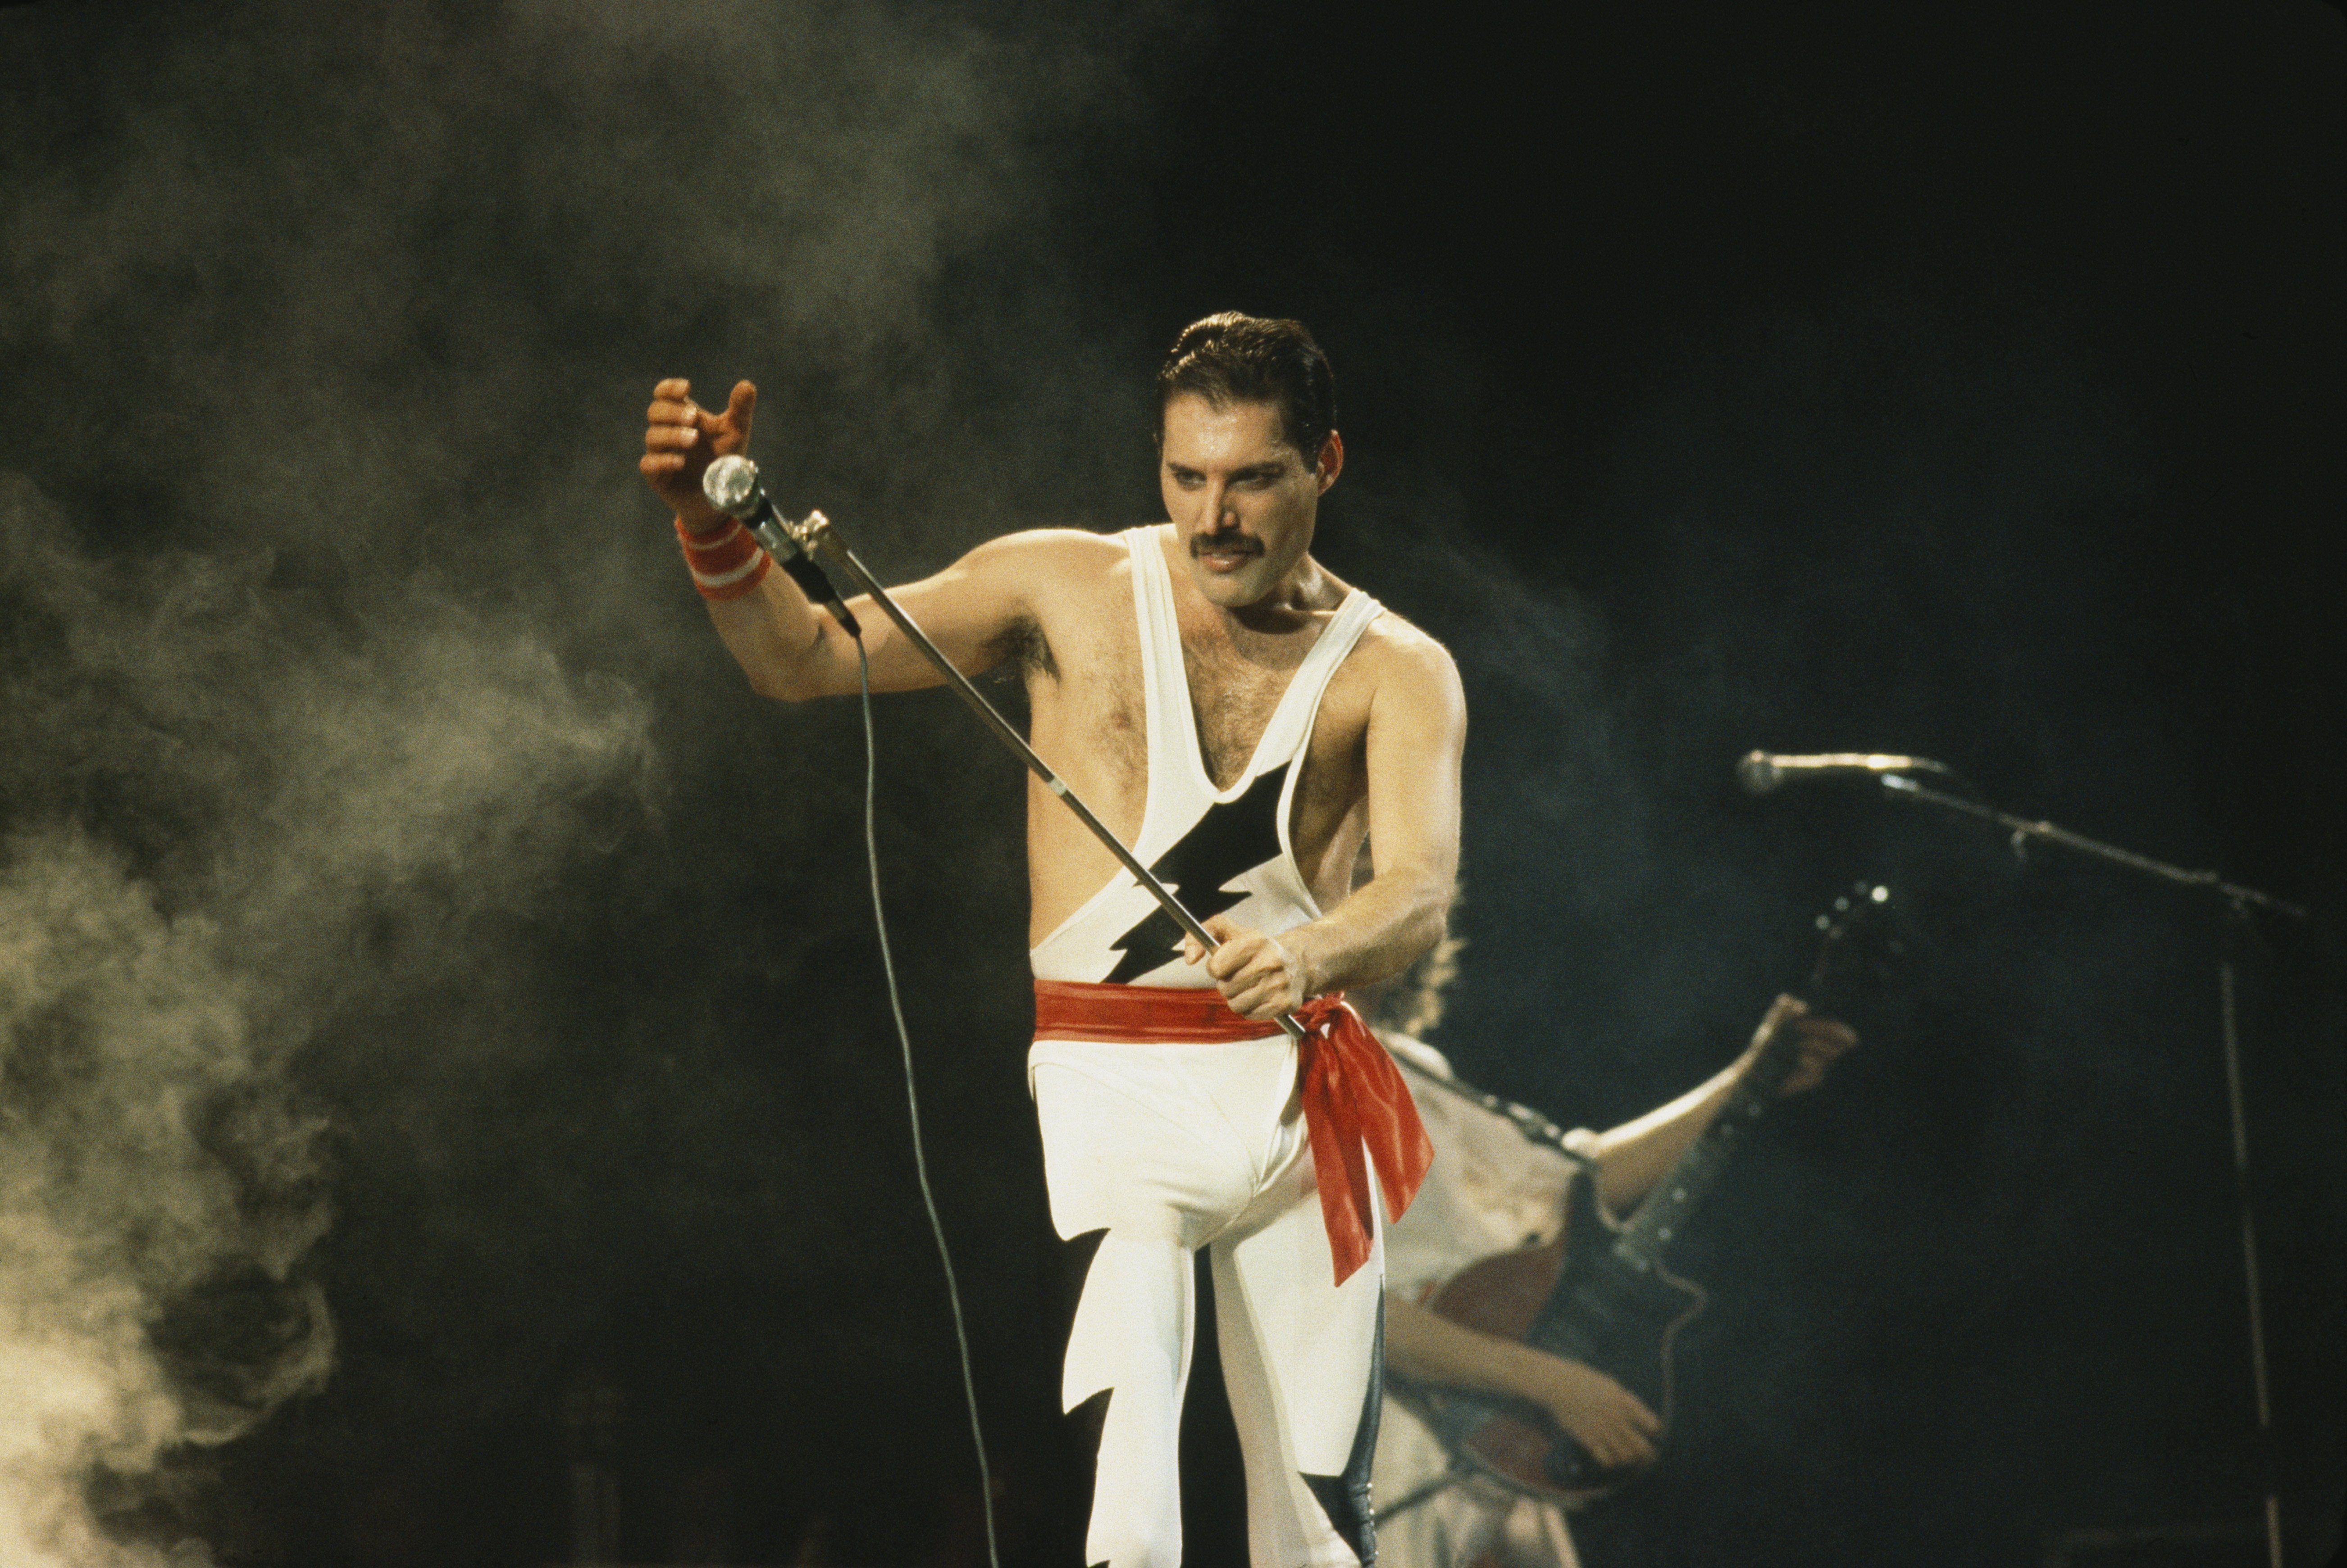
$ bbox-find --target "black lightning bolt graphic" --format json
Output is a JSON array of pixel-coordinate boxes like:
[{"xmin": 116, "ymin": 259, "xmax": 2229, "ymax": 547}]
[
  {"xmin": 1301, "ymin": 1303, "xmax": 1383, "ymax": 1565},
  {"xmin": 1100, "ymin": 763, "xmax": 1290, "ymax": 984}
]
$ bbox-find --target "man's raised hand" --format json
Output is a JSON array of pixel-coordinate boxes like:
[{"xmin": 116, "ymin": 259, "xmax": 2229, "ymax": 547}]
[
  {"xmin": 1749, "ymin": 993, "xmax": 1859, "ymax": 1096},
  {"xmin": 641, "ymin": 377, "xmax": 757, "ymax": 532}
]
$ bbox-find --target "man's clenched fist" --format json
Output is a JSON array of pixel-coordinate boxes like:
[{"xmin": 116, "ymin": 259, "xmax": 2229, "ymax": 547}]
[{"xmin": 1182, "ymin": 914, "xmax": 1317, "ymax": 1022}]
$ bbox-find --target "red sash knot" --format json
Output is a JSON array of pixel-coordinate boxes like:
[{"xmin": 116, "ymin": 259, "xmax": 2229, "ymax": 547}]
[{"xmin": 1031, "ymin": 980, "xmax": 1435, "ymax": 1286}]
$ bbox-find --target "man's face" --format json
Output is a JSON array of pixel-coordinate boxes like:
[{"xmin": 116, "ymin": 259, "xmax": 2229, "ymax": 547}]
[{"xmin": 1158, "ymin": 393, "xmax": 1338, "ymax": 610}]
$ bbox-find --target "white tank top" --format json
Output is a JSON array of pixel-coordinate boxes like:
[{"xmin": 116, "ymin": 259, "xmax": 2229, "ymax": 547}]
[{"xmin": 1029, "ymin": 524, "xmax": 1383, "ymax": 988}]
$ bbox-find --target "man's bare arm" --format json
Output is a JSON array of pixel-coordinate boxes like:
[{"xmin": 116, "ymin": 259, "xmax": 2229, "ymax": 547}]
[
  {"xmin": 1586, "ymin": 995, "xmax": 1857, "ymax": 1216},
  {"xmin": 641, "ymin": 376, "xmax": 1056, "ymax": 701},
  {"xmin": 1384, "ymin": 1293, "xmax": 1662, "ymax": 1470},
  {"xmin": 711, "ymin": 530, "xmax": 1076, "ymax": 702},
  {"xmin": 1191, "ymin": 628, "xmax": 1466, "ymax": 1019}
]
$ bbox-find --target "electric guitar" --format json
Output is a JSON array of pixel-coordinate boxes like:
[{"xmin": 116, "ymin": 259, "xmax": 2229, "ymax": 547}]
[{"xmin": 1390, "ymin": 882, "xmax": 1902, "ymax": 1508}]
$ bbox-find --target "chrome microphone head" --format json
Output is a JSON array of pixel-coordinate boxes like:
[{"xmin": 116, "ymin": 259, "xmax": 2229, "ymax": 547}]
[
  {"xmin": 702, "ymin": 454, "xmax": 761, "ymax": 518},
  {"xmin": 1736, "ymin": 750, "xmax": 1781, "ymax": 795}
]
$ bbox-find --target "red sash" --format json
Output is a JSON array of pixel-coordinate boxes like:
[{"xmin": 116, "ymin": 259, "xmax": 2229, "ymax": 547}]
[{"xmin": 1032, "ymin": 978, "xmax": 1434, "ymax": 1285}]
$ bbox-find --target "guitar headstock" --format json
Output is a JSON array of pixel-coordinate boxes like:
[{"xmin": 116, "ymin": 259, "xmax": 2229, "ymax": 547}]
[
  {"xmin": 1804, "ymin": 880, "xmax": 1908, "ymax": 1022},
  {"xmin": 1733, "ymin": 882, "xmax": 1907, "ymax": 1100}
]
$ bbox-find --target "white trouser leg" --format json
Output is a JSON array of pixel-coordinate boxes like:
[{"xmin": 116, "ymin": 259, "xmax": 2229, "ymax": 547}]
[
  {"xmin": 1213, "ymin": 1140, "xmax": 1386, "ymax": 1568},
  {"xmin": 1032, "ymin": 1036, "xmax": 1381, "ymax": 1568},
  {"xmin": 1066, "ymin": 1231, "xmax": 1194, "ymax": 1568}
]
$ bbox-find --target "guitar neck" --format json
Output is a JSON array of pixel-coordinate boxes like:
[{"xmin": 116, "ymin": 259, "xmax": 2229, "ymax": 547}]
[{"xmin": 1610, "ymin": 1029, "xmax": 1802, "ymax": 1270}]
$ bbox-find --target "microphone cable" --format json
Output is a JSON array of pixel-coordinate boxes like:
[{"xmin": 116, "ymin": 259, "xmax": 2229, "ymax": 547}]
[{"xmin": 857, "ymin": 635, "xmax": 1000, "ymax": 1568}]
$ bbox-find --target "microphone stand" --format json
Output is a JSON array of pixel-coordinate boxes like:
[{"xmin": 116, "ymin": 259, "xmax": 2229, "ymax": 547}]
[
  {"xmin": 1877, "ymin": 773, "xmax": 2307, "ymax": 1568},
  {"xmin": 774, "ymin": 506, "xmax": 1308, "ymax": 1044}
]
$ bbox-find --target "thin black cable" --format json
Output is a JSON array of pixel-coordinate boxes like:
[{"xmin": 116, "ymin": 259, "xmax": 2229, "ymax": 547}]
[{"xmin": 858, "ymin": 636, "xmax": 1000, "ymax": 1568}]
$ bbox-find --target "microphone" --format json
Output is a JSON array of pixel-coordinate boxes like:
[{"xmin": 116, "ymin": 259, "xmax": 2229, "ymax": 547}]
[
  {"xmin": 702, "ymin": 455, "xmax": 861, "ymax": 636},
  {"xmin": 1737, "ymin": 750, "xmax": 1950, "ymax": 795}
]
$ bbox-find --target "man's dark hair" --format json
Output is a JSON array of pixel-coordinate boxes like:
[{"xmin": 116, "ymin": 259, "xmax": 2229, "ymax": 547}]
[{"xmin": 1155, "ymin": 312, "xmax": 1337, "ymax": 464}]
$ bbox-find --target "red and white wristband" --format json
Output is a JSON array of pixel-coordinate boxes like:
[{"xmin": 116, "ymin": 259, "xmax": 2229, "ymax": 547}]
[{"xmin": 675, "ymin": 516, "xmax": 771, "ymax": 601}]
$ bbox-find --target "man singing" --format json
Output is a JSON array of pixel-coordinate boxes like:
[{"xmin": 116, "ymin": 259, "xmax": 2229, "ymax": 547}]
[{"xmin": 640, "ymin": 314, "xmax": 1465, "ymax": 1568}]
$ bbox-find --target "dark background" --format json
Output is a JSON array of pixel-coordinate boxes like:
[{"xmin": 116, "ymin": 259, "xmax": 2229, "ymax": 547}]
[{"xmin": 0, "ymin": 2, "xmax": 2338, "ymax": 1566}]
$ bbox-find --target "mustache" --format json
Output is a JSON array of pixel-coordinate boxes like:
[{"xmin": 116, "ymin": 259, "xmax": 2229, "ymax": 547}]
[{"xmin": 1190, "ymin": 531, "xmax": 1262, "ymax": 558}]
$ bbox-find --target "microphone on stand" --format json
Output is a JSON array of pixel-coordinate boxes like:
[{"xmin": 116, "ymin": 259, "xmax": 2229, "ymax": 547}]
[
  {"xmin": 1736, "ymin": 751, "xmax": 1951, "ymax": 795},
  {"xmin": 702, "ymin": 455, "xmax": 861, "ymax": 636}
]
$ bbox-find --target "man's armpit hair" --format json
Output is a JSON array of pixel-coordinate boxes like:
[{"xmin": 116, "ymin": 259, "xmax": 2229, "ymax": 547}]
[{"xmin": 985, "ymin": 613, "xmax": 1057, "ymax": 682}]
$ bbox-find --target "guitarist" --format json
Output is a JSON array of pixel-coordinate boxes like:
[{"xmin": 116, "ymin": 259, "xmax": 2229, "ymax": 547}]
[{"xmin": 1367, "ymin": 976, "xmax": 1857, "ymax": 1568}]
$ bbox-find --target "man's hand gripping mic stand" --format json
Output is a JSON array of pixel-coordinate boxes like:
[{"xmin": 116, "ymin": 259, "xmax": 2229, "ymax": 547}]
[{"xmin": 703, "ymin": 454, "xmax": 1308, "ymax": 1042}]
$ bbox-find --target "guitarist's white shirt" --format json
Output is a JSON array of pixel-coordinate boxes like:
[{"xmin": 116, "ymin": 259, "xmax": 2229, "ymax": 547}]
[
  {"xmin": 1380, "ymin": 1034, "xmax": 1609, "ymax": 1302},
  {"xmin": 1377, "ymin": 1032, "xmax": 1600, "ymax": 1568}
]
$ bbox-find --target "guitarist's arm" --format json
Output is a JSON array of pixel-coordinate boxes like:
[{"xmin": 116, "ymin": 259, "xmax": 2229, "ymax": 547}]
[
  {"xmin": 1385, "ymin": 1293, "xmax": 1664, "ymax": 1470},
  {"xmin": 1586, "ymin": 994, "xmax": 1856, "ymax": 1216}
]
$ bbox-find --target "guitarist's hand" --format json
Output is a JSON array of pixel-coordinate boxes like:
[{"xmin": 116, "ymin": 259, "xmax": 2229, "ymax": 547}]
[
  {"xmin": 1532, "ymin": 1358, "xmax": 1663, "ymax": 1472},
  {"xmin": 1752, "ymin": 993, "xmax": 1858, "ymax": 1095}
]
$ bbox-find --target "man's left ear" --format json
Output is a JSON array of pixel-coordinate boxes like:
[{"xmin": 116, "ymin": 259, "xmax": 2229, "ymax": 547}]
[{"xmin": 1315, "ymin": 429, "xmax": 1344, "ymax": 493}]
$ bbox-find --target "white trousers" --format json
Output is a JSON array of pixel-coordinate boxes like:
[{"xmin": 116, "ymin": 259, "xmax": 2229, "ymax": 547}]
[{"xmin": 1031, "ymin": 1034, "xmax": 1387, "ymax": 1568}]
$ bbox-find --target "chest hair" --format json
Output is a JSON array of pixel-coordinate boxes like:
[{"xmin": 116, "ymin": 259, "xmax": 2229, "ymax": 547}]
[{"xmin": 1181, "ymin": 630, "xmax": 1308, "ymax": 790}]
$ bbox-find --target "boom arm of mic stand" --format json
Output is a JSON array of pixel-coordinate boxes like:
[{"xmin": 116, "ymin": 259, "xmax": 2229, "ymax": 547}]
[
  {"xmin": 786, "ymin": 509, "xmax": 1308, "ymax": 1041},
  {"xmin": 1877, "ymin": 775, "xmax": 2307, "ymax": 919}
]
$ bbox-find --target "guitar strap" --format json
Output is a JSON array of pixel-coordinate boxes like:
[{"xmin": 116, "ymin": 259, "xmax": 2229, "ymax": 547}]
[{"xmin": 1390, "ymin": 1050, "xmax": 1596, "ymax": 1170}]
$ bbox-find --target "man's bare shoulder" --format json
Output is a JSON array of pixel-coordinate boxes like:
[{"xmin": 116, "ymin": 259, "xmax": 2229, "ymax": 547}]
[
  {"xmin": 960, "ymin": 526, "xmax": 1131, "ymax": 576},
  {"xmin": 1353, "ymin": 606, "xmax": 1463, "ymax": 695},
  {"xmin": 932, "ymin": 528, "xmax": 1129, "ymax": 625}
]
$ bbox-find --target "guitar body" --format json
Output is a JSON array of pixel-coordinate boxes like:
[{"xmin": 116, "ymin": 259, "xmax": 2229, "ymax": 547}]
[{"xmin": 1404, "ymin": 1171, "xmax": 1708, "ymax": 1505}]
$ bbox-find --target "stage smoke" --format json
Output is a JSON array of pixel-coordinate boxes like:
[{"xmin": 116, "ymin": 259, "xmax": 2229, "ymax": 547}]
[{"xmin": 0, "ymin": 475, "xmax": 652, "ymax": 1565}]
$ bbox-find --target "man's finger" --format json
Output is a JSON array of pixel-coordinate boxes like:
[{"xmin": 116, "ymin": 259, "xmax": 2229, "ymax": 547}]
[
  {"xmin": 1220, "ymin": 948, "xmax": 1276, "ymax": 1000},
  {"xmin": 1229, "ymin": 987, "xmax": 1287, "ymax": 1024},
  {"xmin": 1591, "ymin": 1413, "xmax": 1658, "ymax": 1468},
  {"xmin": 1204, "ymin": 929, "xmax": 1261, "ymax": 982},
  {"xmin": 1226, "ymin": 991, "xmax": 1277, "ymax": 1023},
  {"xmin": 1217, "ymin": 965, "xmax": 1276, "ymax": 1012},
  {"xmin": 652, "ymin": 377, "xmax": 692, "ymax": 402},
  {"xmin": 1750, "ymin": 992, "xmax": 1808, "ymax": 1052},
  {"xmin": 1780, "ymin": 1017, "xmax": 1859, "ymax": 1093},
  {"xmin": 1194, "ymin": 915, "xmax": 1233, "ymax": 968},
  {"xmin": 723, "ymin": 379, "xmax": 757, "ymax": 430},
  {"xmin": 1801, "ymin": 1017, "xmax": 1859, "ymax": 1051},
  {"xmin": 1232, "ymin": 975, "xmax": 1301, "ymax": 1023}
]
